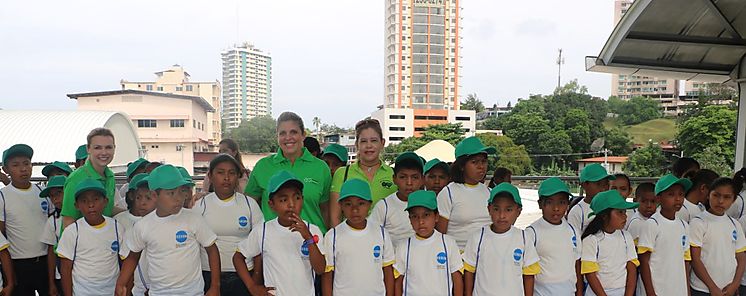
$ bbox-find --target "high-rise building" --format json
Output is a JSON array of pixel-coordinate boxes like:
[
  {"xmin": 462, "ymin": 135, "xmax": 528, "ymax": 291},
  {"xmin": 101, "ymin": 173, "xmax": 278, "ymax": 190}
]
[
  {"xmin": 221, "ymin": 43, "xmax": 273, "ymax": 129},
  {"xmin": 121, "ymin": 65, "xmax": 222, "ymax": 149}
]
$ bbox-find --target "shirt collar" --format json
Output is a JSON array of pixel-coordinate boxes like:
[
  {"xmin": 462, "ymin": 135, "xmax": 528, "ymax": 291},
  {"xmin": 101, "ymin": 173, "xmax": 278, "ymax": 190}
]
[
  {"xmin": 272, "ymin": 147, "xmax": 314, "ymax": 164},
  {"xmin": 351, "ymin": 160, "xmax": 393, "ymax": 175},
  {"xmin": 83, "ymin": 159, "xmax": 114, "ymax": 180}
]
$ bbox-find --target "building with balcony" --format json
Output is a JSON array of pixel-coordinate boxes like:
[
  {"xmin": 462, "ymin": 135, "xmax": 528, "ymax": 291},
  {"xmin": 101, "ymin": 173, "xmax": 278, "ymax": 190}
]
[{"xmin": 221, "ymin": 43, "xmax": 272, "ymax": 129}]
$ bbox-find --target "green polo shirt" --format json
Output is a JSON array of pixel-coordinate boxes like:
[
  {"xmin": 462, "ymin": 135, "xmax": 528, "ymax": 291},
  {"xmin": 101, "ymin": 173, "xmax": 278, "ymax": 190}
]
[
  {"xmin": 244, "ymin": 148, "xmax": 331, "ymax": 233},
  {"xmin": 331, "ymin": 161, "xmax": 397, "ymax": 206},
  {"xmin": 61, "ymin": 159, "xmax": 116, "ymax": 218}
]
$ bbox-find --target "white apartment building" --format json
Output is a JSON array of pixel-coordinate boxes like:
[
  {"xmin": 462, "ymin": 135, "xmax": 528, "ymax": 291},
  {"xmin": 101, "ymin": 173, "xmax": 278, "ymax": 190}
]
[
  {"xmin": 371, "ymin": 107, "xmax": 475, "ymax": 145},
  {"xmin": 221, "ymin": 43, "xmax": 273, "ymax": 129}
]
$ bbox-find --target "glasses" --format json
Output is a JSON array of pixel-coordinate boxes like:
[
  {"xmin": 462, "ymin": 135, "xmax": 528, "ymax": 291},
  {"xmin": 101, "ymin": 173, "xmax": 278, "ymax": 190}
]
[{"xmin": 355, "ymin": 118, "xmax": 380, "ymax": 129}]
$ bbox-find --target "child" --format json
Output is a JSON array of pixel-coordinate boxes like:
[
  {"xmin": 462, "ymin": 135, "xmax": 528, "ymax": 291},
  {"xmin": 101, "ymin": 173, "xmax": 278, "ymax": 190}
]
[
  {"xmin": 371, "ymin": 152, "xmax": 424, "ymax": 245},
  {"xmin": 626, "ymin": 183, "xmax": 657, "ymax": 244},
  {"xmin": 672, "ymin": 157, "xmax": 700, "ymax": 178},
  {"xmin": 193, "ymin": 154, "xmax": 264, "ymax": 296},
  {"xmin": 115, "ymin": 164, "xmax": 221, "ymax": 296},
  {"xmin": 233, "ymin": 170, "xmax": 326, "ymax": 296},
  {"xmin": 689, "ymin": 177, "xmax": 746, "ymax": 296},
  {"xmin": 322, "ymin": 179, "xmax": 395, "ymax": 296},
  {"xmin": 487, "ymin": 167, "xmax": 512, "ymax": 188},
  {"xmin": 568, "ymin": 164, "xmax": 614, "ymax": 233},
  {"xmin": 115, "ymin": 158, "xmax": 149, "ymax": 211},
  {"xmin": 0, "ymin": 231, "xmax": 15, "ymax": 295},
  {"xmin": 610, "ymin": 173, "xmax": 632, "ymax": 199},
  {"xmin": 39, "ymin": 175, "xmax": 66, "ymax": 295},
  {"xmin": 436, "ymin": 136, "xmax": 495, "ymax": 250},
  {"xmin": 175, "ymin": 166, "xmax": 196, "ymax": 208},
  {"xmin": 321, "ymin": 144, "xmax": 348, "ymax": 178},
  {"xmin": 463, "ymin": 183, "xmax": 539, "ymax": 296},
  {"xmin": 526, "ymin": 177, "xmax": 582, "ymax": 296},
  {"xmin": 113, "ymin": 173, "xmax": 154, "ymax": 296},
  {"xmin": 394, "ymin": 190, "xmax": 463, "ymax": 296},
  {"xmin": 728, "ymin": 168, "xmax": 746, "ymax": 220},
  {"xmin": 1, "ymin": 144, "xmax": 52, "ymax": 295},
  {"xmin": 637, "ymin": 174, "xmax": 692, "ymax": 296},
  {"xmin": 580, "ymin": 190, "xmax": 639, "ymax": 296},
  {"xmin": 56, "ymin": 178, "xmax": 126, "ymax": 296},
  {"xmin": 424, "ymin": 158, "xmax": 450, "ymax": 195},
  {"xmin": 74, "ymin": 144, "xmax": 87, "ymax": 169},
  {"xmin": 678, "ymin": 169, "xmax": 719, "ymax": 223},
  {"xmin": 41, "ymin": 161, "xmax": 73, "ymax": 178}
]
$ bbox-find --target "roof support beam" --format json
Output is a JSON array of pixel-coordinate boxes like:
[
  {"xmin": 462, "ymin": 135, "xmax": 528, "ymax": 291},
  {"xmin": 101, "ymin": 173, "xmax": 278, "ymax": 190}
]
[
  {"xmin": 626, "ymin": 31, "xmax": 746, "ymax": 49},
  {"xmin": 698, "ymin": 0, "xmax": 743, "ymax": 40},
  {"xmin": 610, "ymin": 56, "xmax": 734, "ymax": 74}
]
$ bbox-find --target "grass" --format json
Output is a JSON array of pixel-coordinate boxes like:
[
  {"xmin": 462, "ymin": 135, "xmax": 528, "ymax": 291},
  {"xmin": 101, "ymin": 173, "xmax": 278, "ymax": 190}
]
[{"xmin": 604, "ymin": 117, "xmax": 677, "ymax": 145}]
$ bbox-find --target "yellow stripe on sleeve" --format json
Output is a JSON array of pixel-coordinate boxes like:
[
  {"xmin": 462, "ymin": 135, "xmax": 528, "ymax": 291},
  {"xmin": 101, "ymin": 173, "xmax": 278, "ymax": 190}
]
[
  {"xmin": 580, "ymin": 261, "xmax": 600, "ymax": 274},
  {"xmin": 684, "ymin": 249, "xmax": 692, "ymax": 261},
  {"xmin": 690, "ymin": 243, "xmax": 701, "ymax": 248},
  {"xmin": 630, "ymin": 259, "xmax": 640, "ymax": 267},
  {"xmin": 463, "ymin": 262, "xmax": 476, "ymax": 273},
  {"xmin": 393, "ymin": 268, "xmax": 401, "ymax": 279},
  {"xmin": 57, "ymin": 253, "xmax": 67, "ymax": 259},
  {"xmin": 736, "ymin": 247, "xmax": 746, "ymax": 253},
  {"xmin": 637, "ymin": 246, "xmax": 653, "ymax": 254},
  {"xmin": 633, "ymin": 238, "xmax": 638, "ymax": 246},
  {"xmin": 0, "ymin": 244, "xmax": 9, "ymax": 252},
  {"xmin": 458, "ymin": 267, "xmax": 464, "ymax": 274},
  {"xmin": 325, "ymin": 266, "xmax": 335, "ymax": 273},
  {"xmin": 383, "ymin": 260, "xmax": 395, "ymax": 267},
  {"xmin": 522, "ymin": 262, "xmax": 541, "ymax": 275}
]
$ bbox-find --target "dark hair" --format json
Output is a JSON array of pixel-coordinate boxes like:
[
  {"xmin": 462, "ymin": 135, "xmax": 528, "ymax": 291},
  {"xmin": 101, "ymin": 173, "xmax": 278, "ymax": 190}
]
[
  {"xmin": 304, "ymin": 137, "xmax": 321, "ymax": 156},
  {"xmin": 450, "ymin": 154, "xmax": 486, "ymax": 184},
  {"xmin": 687, "ymin": 169, "xmax": 719, "ymax": 194},
  {"xmin": 635, "ymin": 182, "xmax": 655, "ymax": 197},
  {"xmin": 733, "ymin": 168, "xmax": 746, "ymax": 194},
  {"xmin": 613, "ymin": 173, "xmax": 631, "ymax": 187},
  {"xmin": 219, "ymin": 139, "xmax": 247, "ymax": 172},
  {"xmin": 488, "ymin": 167, "xmax": 512, "ymax": 188},
  {"xmin": 581, "ymin": 209, "xmax": 612, "ymax": 239},
  {"xmin": 208, "ymin": 153, "xmax": 244, "ymax": 179},
  {"xmin": 709, "ymin": 177, "xmax": 738, "ymax": 197},
  {"xmin": 394, "ymin": 158, "xmax": 424, "ymax": 175},
  {"xmin": 86, "ymin": 127, "xmax": 115, "ymax": 146},
  {"xmin": 277, "ymin": 112, "xmax": 305, "ymax": 134},
  {"xmin": 672, "ymin": 157, "xmax": 700, "ymax": 177},
  {"xmin": 355, "ymin": 118, "xmax": 383, "ymax": 143}
]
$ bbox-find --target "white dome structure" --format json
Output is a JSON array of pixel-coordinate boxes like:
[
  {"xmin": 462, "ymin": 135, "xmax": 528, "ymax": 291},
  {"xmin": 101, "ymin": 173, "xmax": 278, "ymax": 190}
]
[{"xmin": 415, "ymin": 139, "xmax": 456, "ymax": 163}]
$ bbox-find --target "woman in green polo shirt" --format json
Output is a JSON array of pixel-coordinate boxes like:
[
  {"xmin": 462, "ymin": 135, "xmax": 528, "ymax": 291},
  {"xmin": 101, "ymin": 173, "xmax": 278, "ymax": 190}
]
[
  {"xmin": 329, "ymin": 118, "xmax": 398, "ymax": 227},
  {"xmin": 243, "ymin": 112, "xmax": 332, "ymax": 233}
]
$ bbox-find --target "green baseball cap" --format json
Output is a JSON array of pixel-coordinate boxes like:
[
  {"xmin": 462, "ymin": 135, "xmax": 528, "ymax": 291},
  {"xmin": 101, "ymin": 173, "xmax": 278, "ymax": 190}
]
[
  {"xmin": 405, "ymin": 190, "xmax": 438, "ymax": 211},
  {"xmin": 2, "ymin": 144, "xmax": 33, "ymax": 164},
  {"xmin": 489, "ymin": 182, "xmax": 522, "ymax": 206},
  {"xmin": 322, "ymin": 144, "xmax": 348, "ymax": 164},
  {"xmin": 40, "ymin": 175, "xmax": 67, "ymax": 197},
  {"xmin": 175, "ymin": 166, "xmax": 195, "ymax": 187},
  {"xmin": 129, "ymin": 173, "xmax": 149, "ymax": 192},
  {"xmin": 267, "ymin": 170, "xmax": 304, "ymax": 197},
  {"xmin": 423, "ymin": 158, "xmax": 449, "ymax": 175},
  {"xmin": 588, "ymin": 190, "xmax": 639, "ymax": 217},
  {"xmin": 41, "ymin": 161, "xmax": 73, "ymax": 177},
  {"xmin": 455, "ymin": 136, "xmax": 496, "ymax": 158},
  {"xmin": 579, "ymin": 164, "xmax": 616, "ymax": 183},
  {"xmin": 395, "ymin": 152, "xmax": 424, "ymax": 168},
  {"xmin": 338, "ymin": 179, "xmax": 372, "ymax": 202},
  {"xmin": 75, "ymin": 144, "xmax": 88, "ymax": 161},
  {"xmin": 538, "ymin": 177, "xmax": 573, "ymax": 199},
  {"xmin": 126, "ymin": 158, "xmax": 149, "ymax": 178},
  {"xmin": 655, "ymin": 174, "xmax": 693, "ymax": 195},
  {"xmin": 74, "ymin": 178, "xmax": 107, "ymax": 200},
  {"xmin": 148, "ymin": 165, "xmax": 193, "ymax": 191}
]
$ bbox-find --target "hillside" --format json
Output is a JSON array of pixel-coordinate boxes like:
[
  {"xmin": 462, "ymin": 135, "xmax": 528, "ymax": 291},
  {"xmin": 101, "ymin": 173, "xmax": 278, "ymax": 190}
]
[{"xmin": 604, "ymin": 117, "xmax": 677, "ymax": 145}]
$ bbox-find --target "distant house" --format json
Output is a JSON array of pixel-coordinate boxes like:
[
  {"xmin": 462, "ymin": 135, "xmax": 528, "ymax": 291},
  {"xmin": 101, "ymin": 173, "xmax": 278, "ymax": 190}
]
[{"xmin": 577, "ymin": 156, "xmax": 629, "ymax": 175}]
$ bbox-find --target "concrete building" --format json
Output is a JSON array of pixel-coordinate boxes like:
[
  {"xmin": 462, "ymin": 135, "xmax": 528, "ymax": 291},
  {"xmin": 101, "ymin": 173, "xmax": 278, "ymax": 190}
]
[
  {"xmin": 121, "ymin": 65, "xmax": 222, "ymax": 149},
  {"xmin": 322, "ymin": 133, "xmax": 358, "ymax": 162},
  {"xmin": 68, "ymin": 90, "xmax": 215, "ymax": 174},
  {"xmin": 476, "ymin": 104, "xmax": 512, "ymax": 121},
  {"xmin": 221, "ymin": 43, "xmax": 273, "ymax": 129},
  {"xmin": 370, "ymin": 107, "xmax": 475, "ymax": 145},
  {"xmin": 577, "ymin": 156, "xmax": 628, "ymax": 175}
]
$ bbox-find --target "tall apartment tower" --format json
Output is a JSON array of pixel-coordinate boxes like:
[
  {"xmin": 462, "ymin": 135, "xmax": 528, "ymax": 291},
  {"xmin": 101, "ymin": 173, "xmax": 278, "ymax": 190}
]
[{"xmin": 221, "ymin": 43, "xmax": 273, "ymax": 129}]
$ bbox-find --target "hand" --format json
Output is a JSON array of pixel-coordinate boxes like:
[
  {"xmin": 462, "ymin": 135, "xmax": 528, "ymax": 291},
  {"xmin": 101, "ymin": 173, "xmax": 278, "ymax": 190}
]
[
  {"xmin": 205, "ymin": 286, "xmax": 220, "ymax": 296},
  {"xmin": 722, "ymin": 282, "xmax": 738, "ymax": 296},
  {"xmin": 288, "ymin": 213, "xmax": 312, "ymax": 240},
  {"xmin": 0, "ymin": 168, "xmax": 9, "ymax": 186},
  {"xmin": 248, "ymin": 285, "xmax": 275, "ymax": 296},
  {"xmin": 48, "ymin": 282, "xmax": 59, "ymax": 296}
]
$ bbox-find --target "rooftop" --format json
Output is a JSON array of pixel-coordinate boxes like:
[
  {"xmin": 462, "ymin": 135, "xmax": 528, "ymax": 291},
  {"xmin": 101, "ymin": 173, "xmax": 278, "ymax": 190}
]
[{"xmin": 67, "ymin": 89, "xmax": 215, "ymax": 112}]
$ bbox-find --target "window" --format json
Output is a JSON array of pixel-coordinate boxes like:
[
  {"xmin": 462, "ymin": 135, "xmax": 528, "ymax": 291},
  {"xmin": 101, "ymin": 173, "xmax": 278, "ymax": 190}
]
[
  {"xmin": 389, "ymin": 126, "xmax": 405, "ymax": 131},
  {"xmin": 157, "ymin": 86, "xmax": 163, "ymax": 91},
  {"xmin": 176, "ymin": 86, "xmax": 183, "ymax": 91},
  {"xmin": 455, "ymin": 116, "xmax": 470, "ymax": 121},
  {"xmin": 389, "ymin": 137, "xmax": 405, "ymax": 141},
  {"xmin": 186, "ymin": 85, "xmax": 193, "ymax": 91},
  {"xmin": 150, "ymin": 145, "xmax": 159, "ymax": 149},
  {"xmin": 146, "ymin": 85, "xmax": 153, "ymax": 91},
  {"xmin": 193, "ymin": 120, "xmax": 196, "ymax": 128},
  {"xmin": 389, "ymin": 115, "xmax": 406, "ymax": 119},
  {"xmin": 137, "ymin": 120, "xmax": 157, "ymax": 128},
  {"xmin": 170, "ymin": 119, "xmax": 185, "ymax": 127}
]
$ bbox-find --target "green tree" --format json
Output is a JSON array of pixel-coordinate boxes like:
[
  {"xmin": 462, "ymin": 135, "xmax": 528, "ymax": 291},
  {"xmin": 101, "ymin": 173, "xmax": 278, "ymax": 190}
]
[
  {"xmin": 461, "ymin": 93, "xmax": 485, "ymax": 113},
  {"xmin": 692, "ymin": 146, "xmax": 733, "ymax": 177},
  {"xmin": 604, "ymin": 128, "xmax": 633, "ymax": 155},
  {"xmin": 420, "ymin": 123, "xmax": 465, "ymax": 145},
  {"xmin": 382, "ymin": 137, "xmax": 426, "ymax": 163},
  {"xmin": 624, "ymin": 143, "xmax": 668, "ymax": 177},
  {"xmin": 226, "ymin": 116, "xmax": 279, "ymax": 153},
  {"xmin": 617, "ymin": 96, "xmax": 661, "ymax": 125},
  {"xmin": 477, "ymin": 116, "xmax": 504, "ymax": 130},
  {"xmin": 476, "ymin": 133, "xmax": 532, "ymax": 175},
  {"xmin": 677, "ymin": 105, "xmax": 737, "ymax": 167},
  {"xmin": 607, "ymin": 96, "xmax": 625, "ymax": 114},
  {"xmin": 312, "ymin": 117, "xmax": 321, "ymax": 138},
  {"xmin": 563, "ymin": 108, "xmax": 592, "ymax": 153},
  {"xmin": 320, "ymin": 123, "xmax": 350, "ymax": 135}
]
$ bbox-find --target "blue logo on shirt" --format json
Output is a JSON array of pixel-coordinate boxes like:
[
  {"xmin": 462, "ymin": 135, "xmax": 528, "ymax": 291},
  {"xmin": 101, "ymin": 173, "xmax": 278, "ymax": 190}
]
[
  {"xmin": 682, "ymin": 235, "xmax": 687, "ymax": 247},
  {"xmin": 111, "ymin": 241, "xmax": 120, "ymax": 252},
  {"xmin": 301, "ymin": 244, "xmax": 310, "ymax": 256},
  {"xmin": 373, "ymin": 245, "xmax": 381, "ymax": 258},
  {"xmin": 41, "ymin": 200, "xmax": 48, "ymax": 212},
  {"xmin": 513, "ymin": 249, "xmax": 523, "ymax": 261},
  {"xmin": 436, "ymin": 252, "xmax": 447, "ymax": 264},
  {"xmin": 238, "ymin": 216, "xmax": 248, "ymax": 228},
  {"xmin": 734, "ymin": 230, "xmax": 738, "ymax": 242},
  {"xmin": 572, "ymin": 235, "xmax": 577, "ymax": 248},
  {"xmin": 176, "ymin": 230, "xmax": 188, "ymax": 244}
]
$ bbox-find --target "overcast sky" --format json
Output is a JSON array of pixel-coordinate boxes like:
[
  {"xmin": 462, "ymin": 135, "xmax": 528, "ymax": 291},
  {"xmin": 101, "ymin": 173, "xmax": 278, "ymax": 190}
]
[{"xmin": 0, "ymin": 0, "xmax": 615, "ymax": 128}]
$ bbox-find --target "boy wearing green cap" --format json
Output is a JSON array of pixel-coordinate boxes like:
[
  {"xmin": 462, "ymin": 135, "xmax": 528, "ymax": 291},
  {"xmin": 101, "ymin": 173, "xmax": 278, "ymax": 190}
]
[
  {"xmin": 370, "ymin": 152, "xmax": 424, "ymax": 245},
  {"xmin": 234, "ymin": 170, "xmax": 326, "ymax": 296},
  {"xmin": 526, "ymin": 177, "xmax": 582, "ymax": 296},
  {"xmin": 322, "ymin": 179, "xmax": 395, "ymax": 296},
  {"xmin": 462, "ymin": 183, "xmax": 539, "ymax": 296},
  {"xmin": 113, "ymin": 173, "xmax": 154, "ymax": 296},
  {"xmin": 579, "ymin": 190, "xmax": 639, "ymax": 296},
  {"xmin": 56, "ymin": 178, "xmax": 126, "ymax": 296},
  {"xmin": 74, "ymin": 144, "xmax": 88, "ymax": 169},
  {"xmin": 42, "ymin": 161, "xmax": 74, "ymax": 178},
  {"xmin": 1, "ymin": 143, "xmax": 53, "ymax": 295},
  {"xmin": 393, "ymin": 190, "xmax": 463, "ymax": 296},
  {"xmin": 114, "ymin": 158, "xmax": 150, "ymax": 211},
  {"xmin": 116, "ymin": 164, "xmax": 221, "ymax": 296},
  {"xmin": 637, "ymin": 174, "xmax": 693, "ymax": 296},
  {"xmin": 39, "ymin": 175, "xmax": 66, "ymax": 294},
  {"xmin": 424, "ymin": 158, "xmax": 450, "ymax": 195},
  {"xmin": 321, "ymin": 144, "xmax": 348, "ymax": 178},
  {"xmin": 568, "ymin": 163, "xmax": 615, "ymax": 234}
]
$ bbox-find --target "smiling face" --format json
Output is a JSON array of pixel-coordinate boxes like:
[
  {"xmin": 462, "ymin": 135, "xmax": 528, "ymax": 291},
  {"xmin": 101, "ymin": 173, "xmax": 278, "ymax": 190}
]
[
  {"xmin": 425, "ymin": 167, "xmax": 450, "ymax": 194},
  {"xmin": 708, "ymin": 184, "xmax": 736, "ymax": 216},
  {"xmin": 4, "ymin": 155, "xmax": 32, "ymax": 188},
  {"xmin": 463, "ymin": 154, "xmax": 488, "ymax": 184},
  {"xmin": 340, "ymin": 196, "xmax": 371, "ymax": 228},
  {"xmin": 356, "ymin": 128, "xmax": 384, "ymax": 164},
  {"xmin": 488, "ymin": 195, "xmax": 521, "ymax": 233},
  {"xmin": 75, "ymin": 191, "xmax": 107, "ymax": 224},
  {"xmin": 268, "ymin": 185, "xmax": 304, "ymax": 226},
  {"xmin": 209, "ymin": 161, "xmax": 239, "ymax": 198},
  {"xmin": 88, "ymin": 135, "xmax": 115, "ymax": 168},
  {"xmin": 277, "ymin": 120, "xmax": 305, "ymax": 159},
  {"xmin": 539, "ymin": 193, "xmax": 570, "ymax": 225},
  {"xmin": 407, "ymin": 207, "xmax": 438, "ymax": 238}
]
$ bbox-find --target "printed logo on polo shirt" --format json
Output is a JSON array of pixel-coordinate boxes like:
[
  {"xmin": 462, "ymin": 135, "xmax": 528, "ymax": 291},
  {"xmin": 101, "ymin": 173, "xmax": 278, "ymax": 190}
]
[
  {"xmin": 513, "ymin": 248, "xmax": 523, "ymax": 265},
  {"xmin": 303, "ymin": 178, "xmax": 318, "ymax": 185},
  {"xmin": 436, "ymin": 252, "xmax": 447, "ymax": 265},
  {"xmin": 733, "ymin": 230, "xmax": 739, "ymax": 242},
  {"xmin": 373, "ymin": 245, "xmax": 381, "ymax": 259},
  {"xmin": 381, "ymin": 181, "xmax": 394, "ymax": 189},
  {"xmin": 111, "ymin": 241, "xmax": 120, "ymax": 253},
  {"xmin": 41, "ymin": 200, "xmax": 49, "ymax": 213},
  {"xmin": 238, "ymin": 216, "xmax": 249, "ymax": 228},
  {"xmin": 176, "ymin": 230, "xmax": 188, "ymax": 245}
]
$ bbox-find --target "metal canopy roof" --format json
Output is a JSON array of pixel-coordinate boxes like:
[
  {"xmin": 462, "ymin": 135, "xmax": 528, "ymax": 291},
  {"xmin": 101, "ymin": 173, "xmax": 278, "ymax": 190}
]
[{"xmin": 586, "ymin": 0, "xmax": 746, "ymax": 83}]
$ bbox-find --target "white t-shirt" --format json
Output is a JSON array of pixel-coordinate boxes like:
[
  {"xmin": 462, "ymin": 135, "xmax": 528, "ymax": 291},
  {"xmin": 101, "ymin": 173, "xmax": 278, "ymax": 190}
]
[
  {"xmin": 370, "ymin": 192, "xmax": 414, "ymax": 246},
  {"xmin": 567, "ymin": 199, "xmax": 593, "ymax": 234},
  {"xmin": 237, "ymin": 218, "xmax": 325, "ymax": 296},
  {"xmin": 40, "ymin": 214, "xmax": 63, "ymax": 280},
  {"xmin": 526, "ymin": 218, "xmax": 580, "ymax": 296},
  {"xmin": 0, "ymin": 183, "xmax": 52, "ymax": 258},
  {"xmin": 462, "ymin": 226, "xmax": 539, "ymax": 296},
  {"xmin": 56, "ymin": 217, "xmax": 125, "ymax": 296},
  {"xmin": 324, "ymin": 221, "xmax": 395, "ymax": 296},
  {"xmin": 114, "ymin": 211, "xmax": 150, "ymax": 296},
  {"xmin": 581, "ymin": 230, "xmax": 638, "ymax": 294},
  {"xmin": 676, "ymin": 198, "xmax": 704, "ymax": 224},
  {"xmin": 689, "ymin": 211, "xmax": 746, "ymax": 293},
  {"xmin": 625, "ymin": 211, "xmax": 652, "ymax": 244},
  {"xmin": 393, "ymin": 231, "xmax": 463, "ymax": 296},
  {"xmin": 738, "ymin": 208, "xmax": 746, "ymax": 286},
  {"xmin": 193, "ymin": 192, "xmax": 263, "ymax": 272},
  {"xmin": 126, "ymin": 209, "xmax": 217, "ymax": 296},
  {"xmin": 115, "ymin": 182, "xmax": 129, "ymax": 210},
  {"xmin": 728, "ymin": 192, "xmax": 746, "ymax": 220},
  {"xmin": 0, "ymin": 232, "xmax": 9, "ymax": 288},
  {"xmin": 436, "ymin": 182, "xmax": 491, "ymax": 250},
  {"xmin": 637, "ymin": 212, "xmax": 691, "ymax": 296}
]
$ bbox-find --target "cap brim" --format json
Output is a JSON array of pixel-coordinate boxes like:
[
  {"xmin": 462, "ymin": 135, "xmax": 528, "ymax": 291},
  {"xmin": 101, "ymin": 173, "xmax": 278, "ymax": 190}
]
[
  {"xmin": 424, "ymin": 162, "xmax": 449, "ymax": 174},
  {"xmin": 539, "ymin": 189, "xmax": 573, "ymax": 199},
  {"xmin": 270, "ymin": 179, "xmax": 304, "ymax": 195},
  {"xmin": 338, "ymin": 193, "xmax": 372, "ymax": 202},
  {"xmin": 588, "ymin": 200, "xmax": 639, "ymax": 218},
  {"xmin": 584, "ymin": 174, "xmax": 616, "ymax": 183},
  {"xmin": 39, "ymin": 188, "xmax": 51, "ymax": 197},
  {"xmin": 75, "ymin": 187, "xmax": 107, "ymax": 199},
  {"xmin": 323, "ymin": 151, "xmax": 347, "ymax": 163},
  {"xmin": 657, "ymin": 178, "xmax": 693, "ymax": 195}
]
